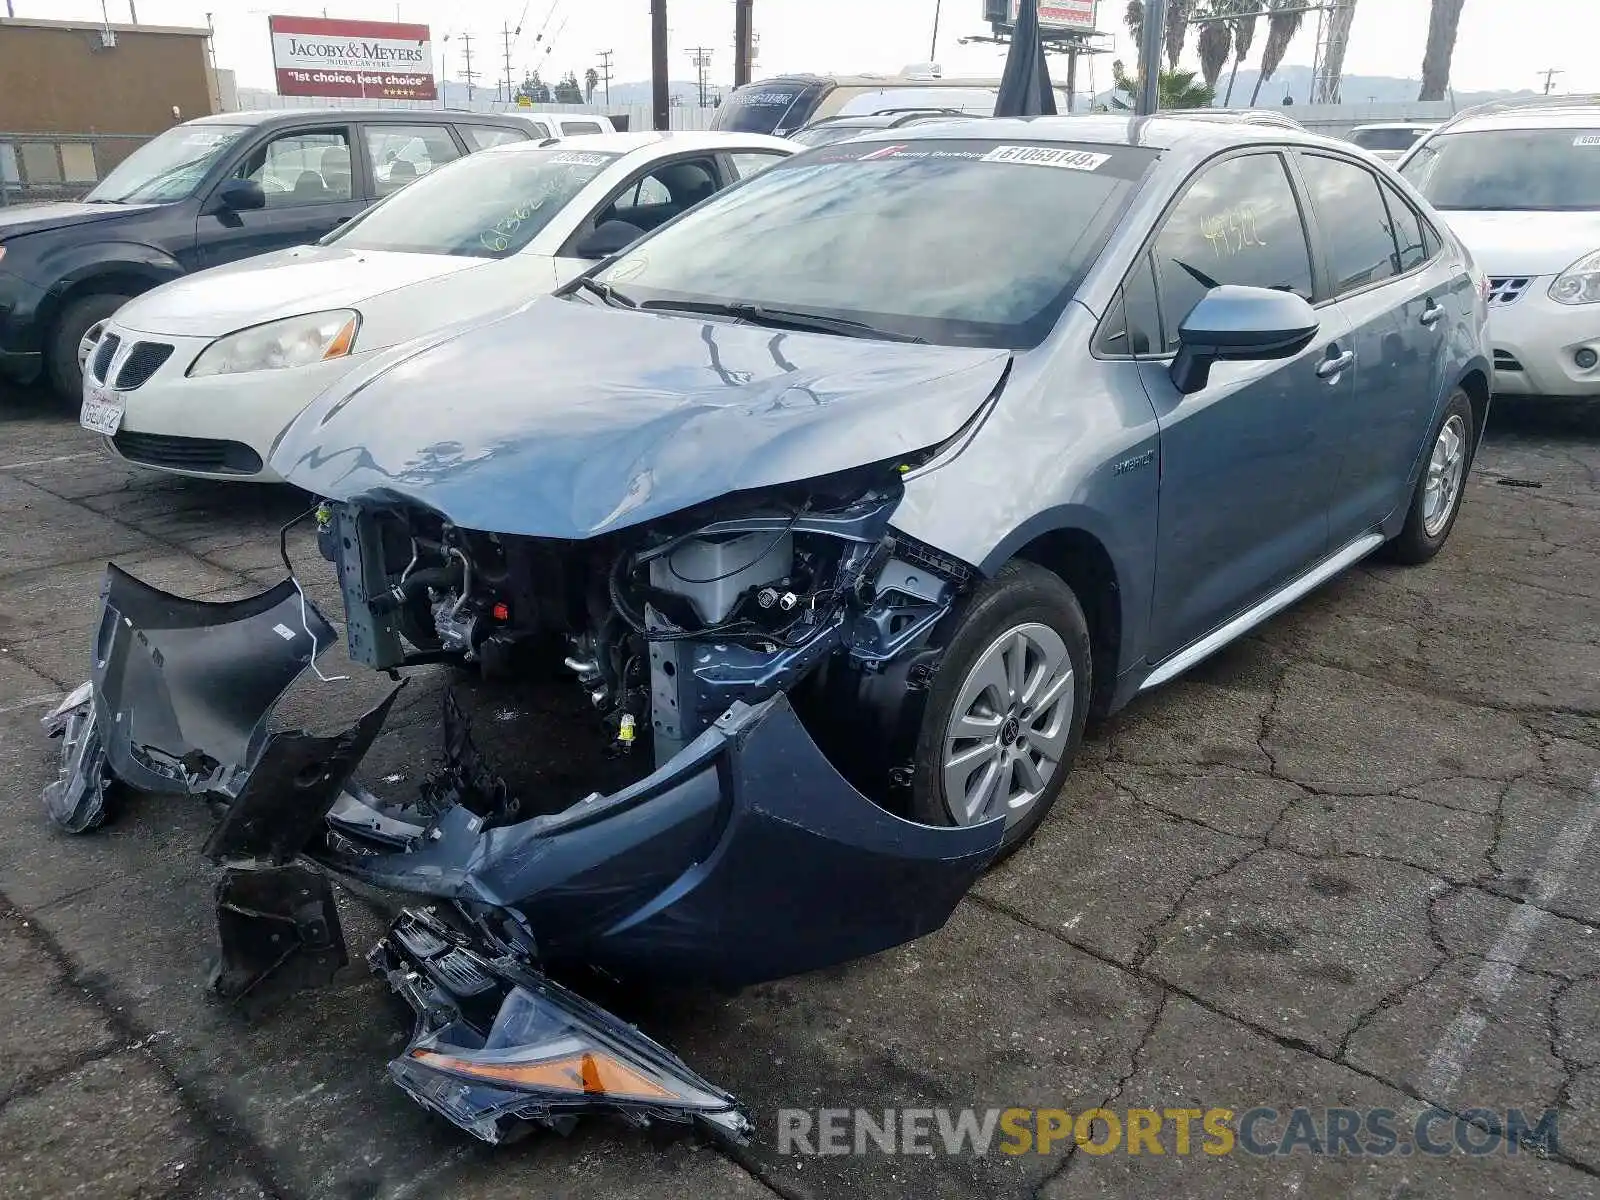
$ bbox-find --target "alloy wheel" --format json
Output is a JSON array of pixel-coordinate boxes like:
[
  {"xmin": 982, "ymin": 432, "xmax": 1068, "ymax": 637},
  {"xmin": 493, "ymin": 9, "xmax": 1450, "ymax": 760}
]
[
  {"xmin": 1422, "ymin": 413, "xmax": 1468, "ymax": 537},
  {"xmin": 941, "ymin": 622, "xmax": 1075, "ymax": 828}
]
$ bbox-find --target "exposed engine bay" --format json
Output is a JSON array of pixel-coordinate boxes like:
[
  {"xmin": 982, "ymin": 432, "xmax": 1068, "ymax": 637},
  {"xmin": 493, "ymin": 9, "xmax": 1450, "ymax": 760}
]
[
  {"xmin": 41, "ymin": 466, "xmax": 1008, "ymax": 1146},
  {"xmin": 324, "ymin": 467, "xmax": 972, "ymax": 793}
]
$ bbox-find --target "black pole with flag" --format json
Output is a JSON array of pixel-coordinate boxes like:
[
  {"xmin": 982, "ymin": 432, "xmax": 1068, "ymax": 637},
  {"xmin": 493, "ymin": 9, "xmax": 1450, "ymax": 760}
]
[{"xmin": 994, "ymin": 0, "xmax": 1058, "ymax": 118}]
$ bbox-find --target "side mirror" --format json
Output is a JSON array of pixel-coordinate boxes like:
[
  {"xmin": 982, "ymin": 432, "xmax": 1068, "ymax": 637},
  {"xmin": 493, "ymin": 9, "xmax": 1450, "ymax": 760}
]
[
  {"xmin": 573, "ymin": 220, "xmax": 644, "ymax": 260},
  {"xmin": 1169, "ymin": 285, "xmax": 1320, "ymax": 395},
  {"xmin": 212, "ymin": 178, "xmax": 266, "ymax": 213}
]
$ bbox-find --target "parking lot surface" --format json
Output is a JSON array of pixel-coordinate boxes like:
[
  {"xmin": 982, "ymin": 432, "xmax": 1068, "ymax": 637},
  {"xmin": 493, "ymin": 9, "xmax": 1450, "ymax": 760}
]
[{"xmin": 0, "ymin": 388, "xmax": 1596, "ymax": 1200}]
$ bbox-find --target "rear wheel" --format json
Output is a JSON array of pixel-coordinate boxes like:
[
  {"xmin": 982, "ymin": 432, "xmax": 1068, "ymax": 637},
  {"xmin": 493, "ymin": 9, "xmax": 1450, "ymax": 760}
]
[
  {"xmin": 48, "ymin": 292, "xmax": 133, "ymax": 404},
  {"xmin": 909, "ymin": 561, "xmax": 1091, "ymax": 858},
  {"xmin": 1380, "ymin": 388, "xmax": 1475, "ymax": 565}
]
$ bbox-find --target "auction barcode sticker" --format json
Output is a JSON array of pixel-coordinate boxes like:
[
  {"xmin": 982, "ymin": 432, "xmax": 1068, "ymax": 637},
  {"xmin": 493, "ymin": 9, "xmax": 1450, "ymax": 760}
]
[
  {"xmin": 1575, "ymin": 135, "xmax": 1600, "ymax": 147},
  {"xmin": 982, "ymin": 145, "xmax": 1111, "ymax": 171}
]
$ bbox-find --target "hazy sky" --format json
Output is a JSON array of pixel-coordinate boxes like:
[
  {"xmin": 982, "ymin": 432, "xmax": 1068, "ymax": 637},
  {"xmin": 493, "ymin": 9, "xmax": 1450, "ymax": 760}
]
[{"xmin": 24, "ymin": 0, "xmax": 1600, "ymax": 98}]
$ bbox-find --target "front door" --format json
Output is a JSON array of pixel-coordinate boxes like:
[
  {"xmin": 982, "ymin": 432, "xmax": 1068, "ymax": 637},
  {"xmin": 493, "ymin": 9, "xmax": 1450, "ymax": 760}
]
[
  {"xmin": 197, "ymin": 126, "xmax": 368, "ymax": 268},
  {"xmin": 1138, "ymin": 150, "xmax": 1353, "ymax": 663}
]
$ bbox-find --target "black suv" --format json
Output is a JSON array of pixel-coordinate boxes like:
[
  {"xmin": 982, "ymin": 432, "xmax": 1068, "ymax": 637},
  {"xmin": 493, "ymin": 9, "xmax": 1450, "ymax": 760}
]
[{"xmin": 0, "ymin": 108, "xmax": 538, "ymax": 401}]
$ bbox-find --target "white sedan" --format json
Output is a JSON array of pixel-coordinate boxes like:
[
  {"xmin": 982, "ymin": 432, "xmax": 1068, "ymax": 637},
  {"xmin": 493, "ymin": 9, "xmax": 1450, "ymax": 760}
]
[{"xmin": 79, "ymin": 130, "xmax": 795, "ymax": 481}]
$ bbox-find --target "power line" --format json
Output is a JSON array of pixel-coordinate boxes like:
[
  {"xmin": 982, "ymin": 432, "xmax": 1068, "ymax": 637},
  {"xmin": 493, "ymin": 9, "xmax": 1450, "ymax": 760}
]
[
  {"xmin": 596, "ymin": 48, "xmax": 614, "ymax": 105},
  {"xmin": 685, "ymin": 45, "xmax": 714, "ymax": 108}
]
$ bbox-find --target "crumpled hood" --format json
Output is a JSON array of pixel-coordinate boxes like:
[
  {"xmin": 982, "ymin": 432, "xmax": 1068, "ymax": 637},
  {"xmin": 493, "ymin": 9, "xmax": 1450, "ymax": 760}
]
[
  {"xmin": 1438, "ymin": 209, "xmax": 1600, "ymax": 277},
  {"xmin": 272, "ymin": 295, "xmax": 1010, "ymax": 539},
  {"xmin": 0, "ymin": 200, "xmax": 159, "ymax": 239},
  {"xmin": 114, "ymin": 244, "xmax": 489, "ymax": 338}
]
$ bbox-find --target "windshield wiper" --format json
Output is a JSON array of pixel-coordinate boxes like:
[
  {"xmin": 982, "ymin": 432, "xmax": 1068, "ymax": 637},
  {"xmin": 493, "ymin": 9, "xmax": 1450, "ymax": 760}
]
[
  {"xmin": 568, "ymin": 277, "xmax": 639, "ymax": 309},
  {"xmin": 637, "ymin": 299, "xmax": 926, "ymax": 343}
]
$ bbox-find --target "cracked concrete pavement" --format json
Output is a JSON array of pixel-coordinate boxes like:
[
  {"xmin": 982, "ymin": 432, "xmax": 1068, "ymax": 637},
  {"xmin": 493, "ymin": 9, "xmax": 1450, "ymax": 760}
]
[{"xmin": 0, "ymin": 389, "xmax": 1595, "ymax": 1199}]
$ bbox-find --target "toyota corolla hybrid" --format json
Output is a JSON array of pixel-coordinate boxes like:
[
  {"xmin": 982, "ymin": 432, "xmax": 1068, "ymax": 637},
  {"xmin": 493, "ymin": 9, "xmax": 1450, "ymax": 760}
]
[
  {"xmin": 77, "ymin": 131, "xmax": 793, "ymax": 479},
  {"xmin": 46, "ymin": 117, "xmax": 1489, "ymax": 1145}
]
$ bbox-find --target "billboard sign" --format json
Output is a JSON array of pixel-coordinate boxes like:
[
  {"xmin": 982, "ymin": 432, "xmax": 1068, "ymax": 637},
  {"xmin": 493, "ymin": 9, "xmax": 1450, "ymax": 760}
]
[
  {"xmin": 985, "ymin": 0, "xmax": 1099, "ymax": 35},
  {"xmin": 268, "ymin": 15, "xmax": 436, "ymax": 101}
]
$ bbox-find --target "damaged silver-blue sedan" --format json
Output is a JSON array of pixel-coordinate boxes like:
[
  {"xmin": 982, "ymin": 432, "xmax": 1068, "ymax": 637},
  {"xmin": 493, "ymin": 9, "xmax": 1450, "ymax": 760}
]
[{"xmin": 45, "ymin": 117, "xmax": 1491, "ymax": 1144}]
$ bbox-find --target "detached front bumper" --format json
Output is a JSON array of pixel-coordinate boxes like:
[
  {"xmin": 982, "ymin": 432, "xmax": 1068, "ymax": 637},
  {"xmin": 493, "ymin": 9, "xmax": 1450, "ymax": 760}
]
[{"xmin": 43, "ymin": 565, "xmax": 1003, "ymax": 1143}]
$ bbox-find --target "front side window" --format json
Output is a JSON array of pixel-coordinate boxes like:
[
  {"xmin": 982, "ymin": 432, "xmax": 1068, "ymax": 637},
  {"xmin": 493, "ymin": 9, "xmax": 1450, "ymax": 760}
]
[
  {"xmin": 591, "ymin": 139, "xmax": 1156, "ymax": 349},
  {"xmin": 1297, "ymin": 154, "xmax": 1400, "ymax": 296},
  {"xmin": 366, "ymin": 125, "xmax": 461, "ymax": 196},
  {"xmin": 234, "ymin": 130, "xmax": 353, "ymax": 207},
  {"xmin": 460, "ymin": 124, "xmax": 528, "ymax": 150},
  {"xmin": 85, "ymin": 124, "xmax": 248, "ymax": 203},
  {"xmin": 594, "ymin": 158, "xmax": 721, "ymax": 234},
  {"xmin": 730, "ymin": 151, "xmax": 789, "ymax": 179},
  {"xmin": 326, "ymin": 146, "xmax": 619, "ymax": 258},
  {"xmin": 1152, "ymin": 153, "xmax": 1314, "ymax": 351},
  {"xmin": 1401, "ymin": 129, "xmax": 1600, "ymax": 211}
]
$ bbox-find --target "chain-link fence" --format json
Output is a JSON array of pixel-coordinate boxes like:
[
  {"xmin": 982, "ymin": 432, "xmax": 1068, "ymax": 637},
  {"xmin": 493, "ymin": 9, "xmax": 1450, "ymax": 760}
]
[{"xmin": 0, "ymin": 133, "xmax": 152, "ymax": 206}]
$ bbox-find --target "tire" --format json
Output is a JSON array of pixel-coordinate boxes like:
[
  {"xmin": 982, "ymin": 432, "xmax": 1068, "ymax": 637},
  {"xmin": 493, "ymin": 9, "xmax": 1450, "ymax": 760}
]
[
  {"xmin": 48, "ymin": 292, "xmax": 133, "ymax": 405},
  {"xmin": 1379, "ymin": 388, "xmax": 1475, "ymax": 566},
  {"xmin": 909, "ymin": 560, "xmax": 1092, "ymax": 859}
]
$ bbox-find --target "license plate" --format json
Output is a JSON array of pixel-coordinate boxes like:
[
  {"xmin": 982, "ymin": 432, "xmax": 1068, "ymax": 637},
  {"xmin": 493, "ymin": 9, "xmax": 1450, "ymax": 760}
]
[{"xmin": 80, "ymin": 386, "xmax": 124, "ymax": 436}]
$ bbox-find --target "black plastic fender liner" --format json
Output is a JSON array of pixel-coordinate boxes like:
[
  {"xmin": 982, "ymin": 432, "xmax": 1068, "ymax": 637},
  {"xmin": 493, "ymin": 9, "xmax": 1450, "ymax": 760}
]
[
  {"xmin": 91, "ymin": 565, "xmax": 338, "ymax": 796},
  {"xmin": 204, "ymin": 683, "xmax": 405, "ymax": 863},
  {"xmin": 210, "ymin": 863, "xmax": 347, "ymax": 1007},
  {"xmin": 318, "ymin": 695, "xmax": 1005, "ymax": 989}
]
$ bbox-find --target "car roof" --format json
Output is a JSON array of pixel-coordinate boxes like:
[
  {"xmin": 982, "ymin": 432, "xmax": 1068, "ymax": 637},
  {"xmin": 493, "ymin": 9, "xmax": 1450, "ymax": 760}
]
[
  {"xmin": 862, "ymin": 113, "xmax": 1350, "ymax": 160},
  {"xmin": 1443, "ymin": 105, "xmax": 1600, "ymax": 133},
  {"xmin": 480, "ymin": 129, "xmax": 794, "ymax": 157},
  {"xmin": 189, "ymin": 108, "xmax": 530, "ymax": 128},
  {"xmin": 1350, "ymin": 122, "xmax": 1437, "ymax": 132}
]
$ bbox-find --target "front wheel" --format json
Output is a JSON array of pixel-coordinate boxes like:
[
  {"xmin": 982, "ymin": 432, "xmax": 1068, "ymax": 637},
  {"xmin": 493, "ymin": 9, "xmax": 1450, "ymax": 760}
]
[
  {"xmin": 1380, "ymin": 388, "xmax": 1476, "ymax": 565},
  {"xmin": 48, "ymin": 292, "xmax": 133, "ymax": 404},
  {"xmin": 909, "ymin": 561, "xmax": 1092, "ymax": 858}
]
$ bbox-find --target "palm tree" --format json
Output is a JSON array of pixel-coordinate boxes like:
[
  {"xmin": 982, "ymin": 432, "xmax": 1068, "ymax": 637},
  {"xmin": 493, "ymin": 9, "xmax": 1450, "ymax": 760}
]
[
  {"xmin": 1418, "ymin": 0, "xmax": 1467, "ymax": 101},
  {"xmin": 1196, "ymin": 2, "xmax": 1233, "ymax": 90},
  {"xmin": 1164, "ymin": 0, "xmax": 1194, "ymax": 70},
  {"xmin": 1112, "ymin": 59, "xmax": 1217, "ymax": 110},
  {"xmin": 1224, "ymin": 3, "xmax": 1257, "ymax": 105},
  {"xmin": 1124, "ymin": 0, "xmax": 1145, "ymax": 44},
  {"xmin": 1250, "ymin": 0, "xmax": 1305, "ymax": 106},
  {"xmin": 584, "ymin": 66, "xmax": 599, "ymax": 104}
]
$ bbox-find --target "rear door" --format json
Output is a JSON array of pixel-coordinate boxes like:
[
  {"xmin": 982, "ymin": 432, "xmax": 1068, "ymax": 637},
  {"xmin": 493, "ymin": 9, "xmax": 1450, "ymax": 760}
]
[
  {"xmin": 1136, "ymin": 150, "xmax": 1355, "ymax": 662},
  {"xmin": 196, "ymin": 124, "xmax": 367, "ymax": 267},
  {"xmin": 1293, "ymin": 152, "xmax": 1456, "ymax": 541}
]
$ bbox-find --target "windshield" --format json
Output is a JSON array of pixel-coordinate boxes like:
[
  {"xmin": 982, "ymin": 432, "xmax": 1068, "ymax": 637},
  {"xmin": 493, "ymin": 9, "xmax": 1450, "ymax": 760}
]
[
  {"xmin": 590, "ymin": 139, "xmax": 1156, "ymax": 349},
  {"xmin": 709, "ymin": 82, "xmax": 824, "ymax": 134},
  {"xmin": 86, "ymin": 124, "xmax": 249, "ymax": 203},
  {"xmin": 1351, "ymin": 127, "xmax": 1426, "ymax": 151},
  {"xmin": 1401, "ymin": 129, "xmax": 1600, "ymax": 211},
  {"xmin": 327, "ymin": 147, "xmax": 620, "ymax": 258}
]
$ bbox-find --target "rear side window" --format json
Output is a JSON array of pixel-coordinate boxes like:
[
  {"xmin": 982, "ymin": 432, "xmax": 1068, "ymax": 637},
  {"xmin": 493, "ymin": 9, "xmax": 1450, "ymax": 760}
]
[
  {"xmin": 1298, "ymin": 154, "xmax": 1399, "ymax": 296},
  {"xmin": 1378, "ymin": 179, "xmax": 1430, "ymax": 273},
  {"xmin": 1152, "ymin": 152, "xmax": 1314, "ymax": 352},
  {"xmin": 365, "ymin": 125, "xmax": 462, "ymax": 197},
  {"xmin": 460, "ymin": 124, "xmax": 528, "ymax": 150},
  {"xmin": 561, "ymin": 121, "xmax": 605, "ymax": 136},
  {"xmin": 1351, "ymin": 127, "xmax": 1425, "ymax": 152}
]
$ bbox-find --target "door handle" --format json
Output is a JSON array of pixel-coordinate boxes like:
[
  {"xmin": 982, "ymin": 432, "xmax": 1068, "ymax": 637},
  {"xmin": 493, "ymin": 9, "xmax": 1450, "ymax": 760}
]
[
  {"xmin": 1420, "ymin": 300, "xmax": 1445, "ymax": 326},
  {"xmin": 1316, "ymin": 350, "xmax": 1356, "ymax": 380}
]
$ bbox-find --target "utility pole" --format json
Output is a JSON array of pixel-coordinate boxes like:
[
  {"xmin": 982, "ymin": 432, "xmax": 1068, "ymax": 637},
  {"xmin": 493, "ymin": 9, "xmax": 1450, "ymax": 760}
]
[
  {"xmin": 597, "ymin": 48, "xmax": 614, "ymax": 105},
  {"xmin": 1135, "ymin": 0, "xmax": 1164, "ymax": 115},
  {"xmin": 651, "ymin": 0, "xmax": 669, "ymax": 130},
  {"xmin": 501, "ymin": 23, "xmax": 515, "ymax": 104},
  {"xmin": 460, "ymin": 31, "xmax": 478, "ymax": 102},
  {"xmin": 929, "ymin": 0, "xmax": 941, "ymax": 61},
  {"xmin": 1539, "ymin": 68, "xmax": 1564, "ymax": 95},
  {"xmin": 685, "ymin": 46, "xmax": 714, "ymax": 107},
  {"xmin": 734, "ymin": 0, "xmax": 754, "ymax": 87}
]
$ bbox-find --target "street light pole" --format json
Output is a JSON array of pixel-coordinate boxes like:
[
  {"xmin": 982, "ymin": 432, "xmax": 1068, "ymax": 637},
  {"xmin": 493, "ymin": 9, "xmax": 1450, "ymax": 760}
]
[{"xmin": 1136, "ymin": 0, "xmax": 1164, "ymax": 115}]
